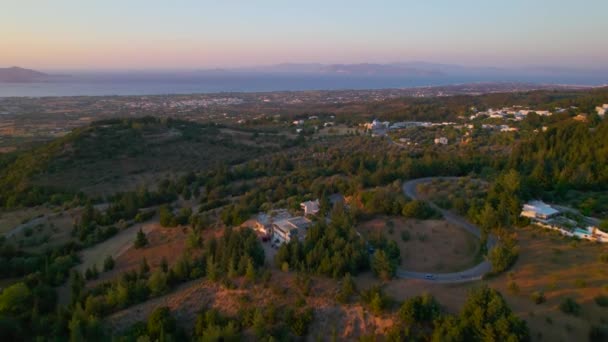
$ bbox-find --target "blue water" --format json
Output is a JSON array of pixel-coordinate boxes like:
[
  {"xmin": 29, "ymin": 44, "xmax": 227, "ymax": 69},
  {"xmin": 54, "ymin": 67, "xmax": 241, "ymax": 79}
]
[{"xmin": 1, "ymin": 72, "xmax": 606, "ymax": 97}]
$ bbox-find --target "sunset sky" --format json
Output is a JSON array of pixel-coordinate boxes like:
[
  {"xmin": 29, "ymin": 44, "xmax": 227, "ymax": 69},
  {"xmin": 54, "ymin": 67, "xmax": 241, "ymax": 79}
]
[{"xmin": 2, "ymin": 0, "xmax": 607, "ymax": 71}]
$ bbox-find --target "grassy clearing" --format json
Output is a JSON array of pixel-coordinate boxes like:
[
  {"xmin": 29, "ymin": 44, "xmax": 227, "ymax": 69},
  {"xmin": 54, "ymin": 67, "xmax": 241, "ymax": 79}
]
[
  {"xmin": 482, "ymin": 226, "xmax": 608, "ymax": 341},
  {"xmin": 0, "ymin": 207, "xmax": 52, "ymax": 234},
  {"xmin": 357, "ymin": 225, "xmax": 608, "ymax": 341},
  {"xmin": 358, "ymin": 217, "xmax": 480, "ymax": 273},
  {"xmin": 76, "ymin": 220, "xmax": 160, "ymax": 274}
]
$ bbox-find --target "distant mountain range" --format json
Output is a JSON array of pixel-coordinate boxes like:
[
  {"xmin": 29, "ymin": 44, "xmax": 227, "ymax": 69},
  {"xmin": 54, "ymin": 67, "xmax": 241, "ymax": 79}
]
[
  {"xmin": 224, "ymin": 62, "xmax": 460, "ymax": 76},
  {"xmin": 2, "ymin": 63, "xmax": 605, "ymax": 89},
  {"xmin": 203, "ymin": 62, "xmax": 607, "ymax": 81},
  {"xmin": 0, "ymin": 67, "xmax": 51, "ymax": 82}
]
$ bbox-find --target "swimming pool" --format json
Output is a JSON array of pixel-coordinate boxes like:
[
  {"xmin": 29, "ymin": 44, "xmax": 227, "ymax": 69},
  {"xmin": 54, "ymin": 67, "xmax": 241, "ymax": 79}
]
[{"xmin": 573, "ymin": 228, "xmax": 591, "ymax": 237}]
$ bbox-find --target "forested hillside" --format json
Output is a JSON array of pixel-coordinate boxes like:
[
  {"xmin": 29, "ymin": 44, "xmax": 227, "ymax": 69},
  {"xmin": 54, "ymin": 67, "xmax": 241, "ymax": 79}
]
[
  {"xmin": 510, "ymin": 120, "xmax": 608, "ymax": 192},
  {"xmin": 0, "ymin": 117, "xmax": 268, "ymax": 208}
]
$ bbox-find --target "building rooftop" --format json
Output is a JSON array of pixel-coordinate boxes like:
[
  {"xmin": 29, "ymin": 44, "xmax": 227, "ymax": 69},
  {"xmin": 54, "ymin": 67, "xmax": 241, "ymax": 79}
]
[
  {"xmin": 287, "ymin": 216, "xmax": 312, "ymax": 229},
  {"xmin": 523, "ymin": 200, "xmax": 559, "ymax": 217},
  {"xmin": 273, "ymin": 216, "xmax": 311, "ymax": 233},
  {"xmin": 301, "ymin": 200, "xmax": 320, "ymax": 215}
]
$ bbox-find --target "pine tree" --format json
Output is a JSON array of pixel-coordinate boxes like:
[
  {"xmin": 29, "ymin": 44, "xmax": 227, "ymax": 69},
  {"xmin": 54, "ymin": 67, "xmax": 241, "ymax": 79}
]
[
  {"xmin": 337, "ymin": 273, "xmax": 356, "ymax": 303},
  {"xmin": 371, "ymin": 250, "xmax": 395, "ymax": 281},
  {"xmin": 139, "ymin": 257, "xmax": 150, "ymax": 276},
  {"xmin": 160, "ymin": 256, "xmax": 169, "ymax": 273},
  {"xmin": 103, "ymin": 255, "xmax": 115, "ymax": 271},
  {"xmin": 245, "ymin": 258, "xmax": 256, "ymax": 282},
  {"xmin": 252, "ymin": 308, "xmax": 266, "ymax": 337},
  {"xmin": 134, "ymin": 228, "xmax": 148, "ymax": 249},
  {"xmin": 206, "ymin": 256, "xmax": 218, "ymax": 281}
]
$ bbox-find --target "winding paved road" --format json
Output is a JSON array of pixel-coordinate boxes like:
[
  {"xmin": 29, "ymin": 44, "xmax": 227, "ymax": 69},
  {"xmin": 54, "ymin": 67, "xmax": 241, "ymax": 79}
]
[{"xmin": 398, "ymin": 177, "xmax": 495, "ymax": 283}]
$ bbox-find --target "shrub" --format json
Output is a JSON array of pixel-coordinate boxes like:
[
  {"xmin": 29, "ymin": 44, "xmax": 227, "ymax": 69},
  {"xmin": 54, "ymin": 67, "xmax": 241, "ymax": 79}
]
[
  {"xmin": 148, "ymin": 270, "xmax": 169, "ymax": 296},
  {"xmin": 401, "ymin": 200, "xmax": 438, "ymax": 219},
  {"xmin": 147, "ymin": 307, "xmax": 176, "ymax": 339},
  {"xmin": 371, "ymin": 250, "xmax": 396, "ymax": 280},
  {"xmin": 159, "ymin": 204, "xmax": 175, "ymax": 227},
  {"xmin": 295, "ymin": 273, "xmax": 311, "ymax": 296},
  {"xmin": 574, "ymin": 278, "xmax": 587, "ymax": 288},
  {"xmin": 285, "ymin": 307, "xmax": 313, "ymax": 336},
  {"xmin": 103, "ymin": 256, "xmax": 115, "ymax": 272},
  {"xmin": 530, "ymin": 291, "xmax": 545, "ymax": 305},
  {"xmin": 589, "ymin": 325, "xmax": 608, "ymax": 342},
  {"xmin": 336, "ymin": 273, "xmax": 356, "ymax": 304},
  {"xmin": 361, "ymin": 285, "xmax": 391, "ymax": 315},
  {"xmin": 594, "ymin": 295, "xmax": 608, "ymax": 307},
  {"xmin": 133, "ymin": 228, "xmax": 148, "ymax": 249},
  {"xmin": 488, "ymin": 244, "xmax": 518, "ymax": 274},
  {"xmin": 559, "ymin": 297, "xmax": 581, "ymax": 316},
  {"xmin": 507, "ymin": 280, "xmax": 520, "ymax": 295},
  {"xmin": 387, "ymin": 220, "xmax": 395, "ymax": 235},
  {"xmin": 398, "ymin": 293, "xmax": 441, "ymax": 323},
  {"xmin": 84, "ymin": 265, "xmax": 99, "ymax": 280}
]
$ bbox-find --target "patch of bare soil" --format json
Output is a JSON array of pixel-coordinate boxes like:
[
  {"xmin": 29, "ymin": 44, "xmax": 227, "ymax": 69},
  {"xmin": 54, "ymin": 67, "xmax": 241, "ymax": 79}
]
[
  {"xmin": 76, "ymin": 220, "xmax": 160, "ymax": 274},
  {"xmin": 105, "ymin": 271, "xmax": 397, "ymax": 340},
  {"xmin": 92, "ymin": 226, "xmax": 224, "ymax": 286}
]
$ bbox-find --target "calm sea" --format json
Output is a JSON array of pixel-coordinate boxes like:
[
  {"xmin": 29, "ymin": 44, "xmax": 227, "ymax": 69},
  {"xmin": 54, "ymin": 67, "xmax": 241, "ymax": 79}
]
[{"xmin": 1, "ymin": 73, "xmax": 606, "ymax": 97}]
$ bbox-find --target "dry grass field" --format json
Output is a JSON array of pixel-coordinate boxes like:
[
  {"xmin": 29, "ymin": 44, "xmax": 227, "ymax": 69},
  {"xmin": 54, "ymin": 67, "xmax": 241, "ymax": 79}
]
[
  {"xmin": 0, "ymin": 207, "xmax": 52, "ymax": 234},
  {"xmin": 105, "ymin": 271, "xmax": 394, "ymax": 340},
  {"xmin": 373, "ymin": 225, "xmax": 608, "ymax": 342},
  {"xmin": 76, "ymin": 220, "xmax": 160, "ymax": 274},
  {"xmin": 10, "ymin": 212, "xmax": 76, "ymax": 253},
  {"xmin": 316, "ymin": 124, "xmax": 363, "ymax": 136},
  {"xmin": 483, "ymin": 226, "xmax": 608, "ymax": 341},
  {"xmin": 358, "ymin": 217, "xmax": 480, "ymax": 273},
  {"xmin": 355, "ymin": 220, "xmax": 608, "ymax": 341},
  {"xmin": 94, "ymin": 226, "xmax": 225, "ymax": 285}
]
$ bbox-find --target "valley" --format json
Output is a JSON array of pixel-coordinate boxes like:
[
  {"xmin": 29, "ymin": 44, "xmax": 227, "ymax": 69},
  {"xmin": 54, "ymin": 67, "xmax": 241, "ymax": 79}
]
[{"xmin": 1, "ymin": 87, "xmax": 607, "ymax": 341}]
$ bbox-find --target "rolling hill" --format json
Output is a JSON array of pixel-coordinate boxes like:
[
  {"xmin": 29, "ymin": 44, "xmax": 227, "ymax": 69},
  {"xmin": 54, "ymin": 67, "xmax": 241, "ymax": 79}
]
[
  {"xmin": 0, "ymin": 66, "xmax": 50, "ymax": 82},
  {"xmin": 0, "ymin": 117, "xmax": 273, "ymax": 206}
]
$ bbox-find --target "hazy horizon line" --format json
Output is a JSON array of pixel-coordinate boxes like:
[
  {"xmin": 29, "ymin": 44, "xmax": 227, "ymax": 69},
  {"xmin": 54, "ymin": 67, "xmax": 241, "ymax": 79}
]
[{"xmin": 8, "ymin": 61, "xmax": 607, "ymax": 74}]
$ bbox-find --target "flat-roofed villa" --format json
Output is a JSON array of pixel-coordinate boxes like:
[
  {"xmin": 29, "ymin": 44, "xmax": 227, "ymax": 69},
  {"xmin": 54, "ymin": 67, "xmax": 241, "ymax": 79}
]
[
  {"xmin": 520, "ymin": 200, "xmax": 560, "ymax": 221},
  {"xmin": 521, "ymin": 200, "xmax": 608, "ymax": 243},
  {"xmin": 272, "ymin": 216, "xmax": 311, "ymax": 245}
]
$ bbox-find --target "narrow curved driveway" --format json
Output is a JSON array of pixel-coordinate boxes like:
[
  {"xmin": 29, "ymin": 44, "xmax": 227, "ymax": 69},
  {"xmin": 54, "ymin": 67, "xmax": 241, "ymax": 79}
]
[{"xmin": 399, "ymin": 177, "xmax": 495, "ymax": 283}]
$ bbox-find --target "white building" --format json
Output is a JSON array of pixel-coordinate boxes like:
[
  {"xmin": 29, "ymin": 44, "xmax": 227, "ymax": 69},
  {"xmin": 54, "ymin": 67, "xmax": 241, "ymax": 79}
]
[
  {"xmin": 364, "ymin": 119, "xmax": 378, "ymax": 130},
  {"xmin": 389, "ymin": 122, "xmax": 408, "ymax": 130},
  {"xmin": 434, "ymin": 137, "xmax": 448, "ymax": 145},
  {"xmin": 520, "ymin": 200, "xmax": 560, "ymax": 221},
  {"xmin": 271, "ymin": 216, "xmax": 311, "ymax": 244},
  {"xmin": 500, "ymin": 125, "xmax": 518, "ymax": 132},
  {"xmin": 596, "ymin": 104, "xmax": 608, "ymax": 117},
  {"xmin": 300, "ymin": 200, "xmax": 320, "ymax": 216}
]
